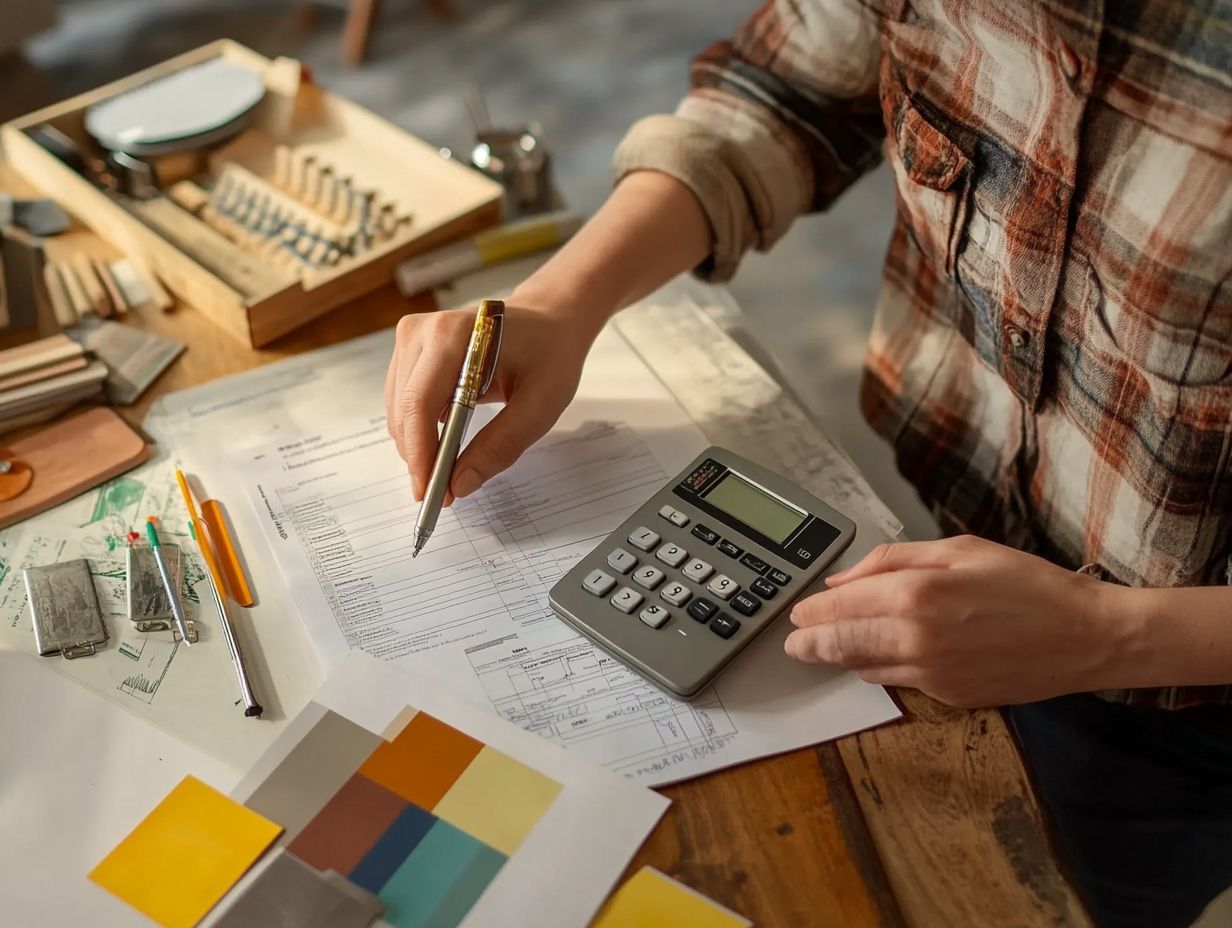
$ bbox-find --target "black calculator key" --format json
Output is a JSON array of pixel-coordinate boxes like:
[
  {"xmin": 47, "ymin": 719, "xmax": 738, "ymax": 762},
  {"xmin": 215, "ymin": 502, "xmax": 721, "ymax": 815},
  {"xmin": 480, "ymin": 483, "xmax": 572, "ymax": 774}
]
[
  {"xmin": 709, "ymin": 613, "xmax": 741, "ymax": 639},
  {"xmin": 717, "ymin": 539, "xmax": 743, "ymax": 559},
  {"xmin": 691, "ymin": 524, "xmax": 719, "ymax": 545},
  {"xmin": 730, "ymin": 591, "xmax": 762, "ymax": 616},
  {"xmin": 751, "ymin": 577, "xmax": 778, "ymax": 599},
  {"xmin": 767, "ymin": 568, "xmax": 792, "ymax": 586},
  {"xmin": 739, "ymin": 552, "xmax": 769, "ymax": 575},
  {"xmin": 687, "ymin": 598, "xmax": 718, "ymax": 623}
]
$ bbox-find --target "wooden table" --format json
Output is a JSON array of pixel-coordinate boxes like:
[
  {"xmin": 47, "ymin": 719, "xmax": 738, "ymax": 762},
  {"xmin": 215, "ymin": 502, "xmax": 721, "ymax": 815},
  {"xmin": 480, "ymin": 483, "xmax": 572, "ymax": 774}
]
[{"xmin": 18, "ymin": 169, "xmax": 1090, "ymax": 927}]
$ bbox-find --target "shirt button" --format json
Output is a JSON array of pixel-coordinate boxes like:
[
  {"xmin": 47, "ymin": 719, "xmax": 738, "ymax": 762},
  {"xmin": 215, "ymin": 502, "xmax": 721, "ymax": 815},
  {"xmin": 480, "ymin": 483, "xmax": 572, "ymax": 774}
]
[
  {"xmin": 1059, "ymin": 42, "xmax": 1080, "ymax": 83},
  {"xmin": 1008, "ymin": 327, "xmax": 1029, "ymax": 350}
]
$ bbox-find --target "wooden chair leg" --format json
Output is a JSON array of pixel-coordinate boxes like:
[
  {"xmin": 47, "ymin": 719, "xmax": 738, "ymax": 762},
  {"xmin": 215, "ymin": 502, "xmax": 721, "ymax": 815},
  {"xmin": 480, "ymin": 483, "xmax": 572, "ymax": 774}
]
[
  {"xmin": 423, "ymin": 0, "xmax": 457, "ymax": 20},
  {"xmin": 342, "ymin": 0, "xmax": 382, "ymax": 66}
]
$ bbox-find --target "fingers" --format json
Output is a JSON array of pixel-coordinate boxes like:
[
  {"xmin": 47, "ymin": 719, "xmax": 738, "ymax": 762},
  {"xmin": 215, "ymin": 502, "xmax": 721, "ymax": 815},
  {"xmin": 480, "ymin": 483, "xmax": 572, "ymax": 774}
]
[
  {"xmin": 790, "ymin": 573, "xmax": 917, "ymax": 629},
  {"xmin": 784, "ymin": 616, "xmax": 908, "ymax": 667},
  {"xmin": 827, "ymin": 537, "xmax": 971, "ymax": 586},
  {"xmin": 397, "ymin": 321, "xmax": 470, "ymax": 501},
  {"xmin": 450, "ymin": 392, "xmax": 561, "ymax": 499}
]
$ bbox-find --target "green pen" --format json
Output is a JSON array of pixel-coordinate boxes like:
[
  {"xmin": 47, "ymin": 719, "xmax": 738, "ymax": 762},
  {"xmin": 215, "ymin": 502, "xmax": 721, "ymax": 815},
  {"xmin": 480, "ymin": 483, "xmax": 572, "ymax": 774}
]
[{"xmin": 146, "ymin": 518, "xmax": 192, "ymax": 646}]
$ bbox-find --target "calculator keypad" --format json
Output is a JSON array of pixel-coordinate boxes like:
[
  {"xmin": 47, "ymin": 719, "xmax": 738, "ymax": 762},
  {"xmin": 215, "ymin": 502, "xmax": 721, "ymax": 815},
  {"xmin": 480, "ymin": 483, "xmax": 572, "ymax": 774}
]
[
  {"xmin": 628, "ymin": 527, "xmax": 661, "ymax": 551},
  {"xmin": 631, "ymin": 564, "xmax": 666, "ymax": 590},
  {"xmin": 607, "ymin": 548, "xmax": 638, "ymax": 575},
  {"xmin": 655, "ymin": 542, "xmax": 688, "ymax": 568},
  {"xmin": 580, "ymin": 502, "xmax": 806, "ymax": 649},
  {"xmin": 583, "ymin": 569, "xmax": 617, "ymax": 597},
  {"xmin": 750, "ymin": 577, "xmax": 778, "ymax": 599},
  {"xmin": 730, "ymin": 591, "xmax": 762, "ymax": 616},
  {"xmin": 660, "ymin": 581, "xmax": 691, "ymax": 607},
  {"xmin": 687, "ymin": 598, "xmax": 718, "ymax": 623},
  {"xmin": 640, "ymin": 604, "xmax": 670, "ymax": 628},
  {"xmin": 691, "ymin": 524, "xmax": 719, "ymax": 545},
  {"xmin": 707, "ymin": 574, "xmax": 739, "ymax": 601},
  {"xmin": 610, "ymin": 587, "xmax": 644, "ymax": 614},
  {"xmin": 681, "ymin": 558, "xmax": 713, "ymax": 583}
]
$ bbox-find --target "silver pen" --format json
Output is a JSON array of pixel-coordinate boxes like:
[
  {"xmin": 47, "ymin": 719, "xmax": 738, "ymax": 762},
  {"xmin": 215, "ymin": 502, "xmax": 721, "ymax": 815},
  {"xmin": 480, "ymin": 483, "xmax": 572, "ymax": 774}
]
[{"xmin": 412, "ymin": 299, "xmax": 504, "ymax": 557}]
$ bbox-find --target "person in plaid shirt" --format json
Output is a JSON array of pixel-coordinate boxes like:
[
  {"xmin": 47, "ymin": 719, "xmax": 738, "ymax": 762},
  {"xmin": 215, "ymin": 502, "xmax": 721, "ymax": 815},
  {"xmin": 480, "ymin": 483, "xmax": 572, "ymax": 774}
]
[{"xmin": 386, "ymin": 2, "xmax": 1232, "ymax": 923}]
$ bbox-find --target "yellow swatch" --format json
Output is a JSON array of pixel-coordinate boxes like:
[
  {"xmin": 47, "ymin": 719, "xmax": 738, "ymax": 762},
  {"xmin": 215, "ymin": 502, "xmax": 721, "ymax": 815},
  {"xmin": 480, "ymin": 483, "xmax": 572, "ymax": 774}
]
[
  {"xmin": 592, "ymin": 867, "xmax": 751, "ymax": 928},
  {"xmin": 431, "ymin": 746, "xmax": 562, "ymax": 856},
  {"xmin": 89, "ymin": 775, "xmax": 282, "ymax": 928}
]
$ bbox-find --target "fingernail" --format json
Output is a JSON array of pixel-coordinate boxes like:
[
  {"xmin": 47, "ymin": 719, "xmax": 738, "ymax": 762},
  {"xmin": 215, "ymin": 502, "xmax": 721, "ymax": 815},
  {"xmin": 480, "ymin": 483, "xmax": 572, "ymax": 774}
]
[
  {"xmin": 789, "ymin": 607, "xmax": 801, "ymax": 626},
  {"xmin": 453, "ymin": 468, "xmax": 482, "ymax": 499},
  {"xmin": 411, "ymin": 475, "xmax": 425, "ymax": 502},
  {"xmin": 784, "ymin": 633, "xmax": 799, "ymax": 659}
]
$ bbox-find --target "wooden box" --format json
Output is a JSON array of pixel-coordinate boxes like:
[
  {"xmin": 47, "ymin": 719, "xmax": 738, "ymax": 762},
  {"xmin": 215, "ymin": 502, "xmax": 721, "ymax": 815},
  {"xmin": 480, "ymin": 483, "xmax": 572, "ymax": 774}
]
[{"xmin": 1, "ymin": 40, "xmax": 503, "ymax": 346}]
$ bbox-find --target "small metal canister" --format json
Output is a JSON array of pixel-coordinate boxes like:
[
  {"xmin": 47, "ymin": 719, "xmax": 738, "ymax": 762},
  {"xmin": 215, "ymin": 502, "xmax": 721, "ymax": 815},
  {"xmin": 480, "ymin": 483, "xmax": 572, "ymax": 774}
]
[{"xmin": 470, "ymin": 127, "xmax": 553, "ymax": 218}]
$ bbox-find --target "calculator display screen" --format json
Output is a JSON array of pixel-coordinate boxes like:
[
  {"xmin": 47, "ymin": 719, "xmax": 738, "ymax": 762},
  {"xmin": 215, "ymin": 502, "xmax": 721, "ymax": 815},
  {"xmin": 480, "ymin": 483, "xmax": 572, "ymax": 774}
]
[{"xmin": 703, "ymin": 471, "xmax": 806, "ymax": 543}]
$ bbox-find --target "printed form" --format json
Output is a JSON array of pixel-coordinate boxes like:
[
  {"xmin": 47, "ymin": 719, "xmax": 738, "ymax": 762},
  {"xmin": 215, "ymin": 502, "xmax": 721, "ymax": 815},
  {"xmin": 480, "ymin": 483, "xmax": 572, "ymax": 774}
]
[{"xmin": 236, "ymin": 325, "xmax": 899, "ymax": 785}]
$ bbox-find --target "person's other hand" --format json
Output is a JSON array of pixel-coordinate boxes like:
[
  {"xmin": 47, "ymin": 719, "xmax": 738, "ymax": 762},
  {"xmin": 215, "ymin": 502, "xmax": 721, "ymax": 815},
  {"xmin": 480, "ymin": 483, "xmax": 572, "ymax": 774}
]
[
  {"xmin": 784, "ymin": 535, "xmax": 1133, "ymax": 707},
  {"xmin": 385, "ymin": 302, "xmax": 598, "ymax": 503}
]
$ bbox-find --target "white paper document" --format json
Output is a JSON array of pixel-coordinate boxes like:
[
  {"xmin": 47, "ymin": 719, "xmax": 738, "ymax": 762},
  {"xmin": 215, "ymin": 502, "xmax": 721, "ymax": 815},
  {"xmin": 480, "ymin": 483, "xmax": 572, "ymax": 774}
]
[
  {"xmin": 234, "ymin": 325, "xmax": 899, "ymax": 785},
  {"xmin": 229, "ymin": 653, "xmax": 669, "ymax": 928}
]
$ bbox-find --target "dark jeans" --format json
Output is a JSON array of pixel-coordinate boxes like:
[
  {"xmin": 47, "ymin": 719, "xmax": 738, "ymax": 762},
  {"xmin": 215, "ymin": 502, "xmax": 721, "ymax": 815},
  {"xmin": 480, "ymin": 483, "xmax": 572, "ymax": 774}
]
[{"xmin": 1008, "ymin": 695, "xmax": 1232, "ymax": 928}]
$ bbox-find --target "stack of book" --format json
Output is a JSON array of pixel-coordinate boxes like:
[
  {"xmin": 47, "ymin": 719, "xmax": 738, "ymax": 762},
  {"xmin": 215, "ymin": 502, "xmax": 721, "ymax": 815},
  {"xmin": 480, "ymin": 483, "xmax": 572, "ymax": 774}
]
[{"xmin": 0, "ymin": 334, "xmax": 107, "ymax": 433}]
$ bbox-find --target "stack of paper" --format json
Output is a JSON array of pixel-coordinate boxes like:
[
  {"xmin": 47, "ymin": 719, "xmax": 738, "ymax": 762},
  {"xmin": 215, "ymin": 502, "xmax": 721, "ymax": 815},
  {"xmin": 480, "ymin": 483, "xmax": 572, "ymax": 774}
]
[{"xmin": 0, "ymin": 334, "xmax": 107, "ymax": 432}]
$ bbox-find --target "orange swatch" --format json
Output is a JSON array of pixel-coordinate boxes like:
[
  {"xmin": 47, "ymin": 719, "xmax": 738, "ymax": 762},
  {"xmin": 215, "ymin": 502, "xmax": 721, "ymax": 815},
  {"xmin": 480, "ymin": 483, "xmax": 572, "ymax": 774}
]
[{"xmin": 360, "ymin": 711, "xmax": 483, "ymax": 808}]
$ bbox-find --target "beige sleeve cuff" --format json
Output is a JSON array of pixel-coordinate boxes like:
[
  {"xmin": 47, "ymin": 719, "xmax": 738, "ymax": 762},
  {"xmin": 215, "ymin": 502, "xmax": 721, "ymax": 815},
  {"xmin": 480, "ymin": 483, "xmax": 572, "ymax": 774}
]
[{"xmin": 612, "ymin": 114, "xmax": 757, "ymax": 283}]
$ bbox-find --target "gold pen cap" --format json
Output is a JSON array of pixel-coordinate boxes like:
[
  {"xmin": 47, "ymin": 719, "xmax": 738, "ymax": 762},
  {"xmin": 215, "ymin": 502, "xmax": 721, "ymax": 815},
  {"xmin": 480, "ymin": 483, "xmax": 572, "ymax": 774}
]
[{"xmin": 455, "ymin": 299, "xmax": 505, "ymax": 407}]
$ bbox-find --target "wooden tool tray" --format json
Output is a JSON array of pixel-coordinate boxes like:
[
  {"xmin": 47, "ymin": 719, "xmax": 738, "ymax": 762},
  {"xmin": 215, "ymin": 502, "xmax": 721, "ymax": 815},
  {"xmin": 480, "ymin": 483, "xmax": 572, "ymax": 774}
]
[{"xmin": 0, "ymin": 40, "xmax": 503, "ymax": 346}]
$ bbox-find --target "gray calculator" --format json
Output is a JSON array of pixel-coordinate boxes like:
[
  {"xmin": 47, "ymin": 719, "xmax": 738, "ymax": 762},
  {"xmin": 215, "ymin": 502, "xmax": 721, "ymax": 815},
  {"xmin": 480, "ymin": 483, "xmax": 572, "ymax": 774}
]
[{"xmin": 548, "ymin": 447, "xmax": 856, "ymax": 697}]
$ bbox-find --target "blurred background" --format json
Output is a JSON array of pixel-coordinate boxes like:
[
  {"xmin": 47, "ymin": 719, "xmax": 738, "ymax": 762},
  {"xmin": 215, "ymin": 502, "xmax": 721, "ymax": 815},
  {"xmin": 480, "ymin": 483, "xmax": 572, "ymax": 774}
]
[{"xmin": 0, "ymin": 0, "xmax": 934, "ymax": 540}]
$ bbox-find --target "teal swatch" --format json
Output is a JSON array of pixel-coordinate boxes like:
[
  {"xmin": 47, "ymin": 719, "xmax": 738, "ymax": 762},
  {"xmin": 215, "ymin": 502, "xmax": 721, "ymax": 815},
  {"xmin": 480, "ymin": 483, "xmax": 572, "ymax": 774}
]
[
  {"xmin": 380, "ymin": 819, "xmax": 506, "ymax": 927},
  {"xmin": 422, "ymin": 841, "xmax": 506, "ymax": 928}
]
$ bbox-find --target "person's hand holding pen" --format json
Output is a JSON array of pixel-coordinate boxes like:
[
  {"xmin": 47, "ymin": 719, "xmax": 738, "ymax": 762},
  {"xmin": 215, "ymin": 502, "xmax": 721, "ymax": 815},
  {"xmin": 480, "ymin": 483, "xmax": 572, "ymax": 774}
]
[
  {"xmin": 385, "ymin": 172, "xmax": 714, "ymax": 507},
  {"xmin": 385, "ymin": 301, "xmax": 598, "ymax": 507}
]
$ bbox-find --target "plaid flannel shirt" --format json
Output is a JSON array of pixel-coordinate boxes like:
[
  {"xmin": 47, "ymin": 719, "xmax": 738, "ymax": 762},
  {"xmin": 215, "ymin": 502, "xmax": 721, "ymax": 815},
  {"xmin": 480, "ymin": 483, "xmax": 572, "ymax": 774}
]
[{"xmin": 614, "ymin": 0, "xmax": 1232, "ymax": 709}]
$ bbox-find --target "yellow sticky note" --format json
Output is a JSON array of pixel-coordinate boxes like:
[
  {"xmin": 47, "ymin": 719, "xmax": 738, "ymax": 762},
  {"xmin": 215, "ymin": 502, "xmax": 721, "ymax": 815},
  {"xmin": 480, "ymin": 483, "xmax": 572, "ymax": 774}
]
[
  {"xmin": 592, "ymin": 867, "xmax": 751, "ymax": 928},
  {"xmin": 89, "ymin": 775, "xmax": 282, "ymax": 928}
]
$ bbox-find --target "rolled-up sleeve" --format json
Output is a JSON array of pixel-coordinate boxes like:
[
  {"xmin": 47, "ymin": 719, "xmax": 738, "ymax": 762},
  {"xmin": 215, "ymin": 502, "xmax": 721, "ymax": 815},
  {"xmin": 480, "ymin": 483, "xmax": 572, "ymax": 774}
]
[{"xmin": 613, "ymin": 0, "xmax": 886, "ymax": 281}]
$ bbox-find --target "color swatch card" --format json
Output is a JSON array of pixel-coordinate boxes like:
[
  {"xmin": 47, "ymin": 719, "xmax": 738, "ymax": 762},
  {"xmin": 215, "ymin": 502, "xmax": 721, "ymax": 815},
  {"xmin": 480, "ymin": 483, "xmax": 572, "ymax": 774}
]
[
  {"xmin": 591, "ymin": 868, "xmax": 751, "ymax": 928},
  {"xmin": 228, "ymin": 653, "xmax": 670, "ymax": 928},
  {"xmin": 89, "ymin": 776, "xmax": 282, "ymax": 928}
]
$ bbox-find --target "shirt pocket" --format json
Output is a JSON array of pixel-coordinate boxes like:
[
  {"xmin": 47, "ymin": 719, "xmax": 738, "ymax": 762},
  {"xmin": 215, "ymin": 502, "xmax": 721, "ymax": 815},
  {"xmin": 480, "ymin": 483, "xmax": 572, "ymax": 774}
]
[
  {"xmin": 1058, "ymin": 255, "xmax": 1232, "ymax": 585},
  {"xmin": 880, "ymin": 61, "xmax": 972, "ymax": 277}
]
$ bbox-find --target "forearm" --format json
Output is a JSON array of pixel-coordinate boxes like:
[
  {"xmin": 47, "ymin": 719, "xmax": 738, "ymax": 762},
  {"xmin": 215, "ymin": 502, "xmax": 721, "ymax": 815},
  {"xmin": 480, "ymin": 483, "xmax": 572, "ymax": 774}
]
[
  {"xmin": 1102, "ymin": 584, "xmax": 1232, "ymax": 690},
  {"xmin": 511, "ymin": 170, "xmax": 711, "ymax": 330}
]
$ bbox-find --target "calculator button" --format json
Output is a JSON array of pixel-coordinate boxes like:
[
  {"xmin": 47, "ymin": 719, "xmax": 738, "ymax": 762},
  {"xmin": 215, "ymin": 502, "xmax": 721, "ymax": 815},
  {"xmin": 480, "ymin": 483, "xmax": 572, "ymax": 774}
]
[
  {"xmin": 691, "ymin": 524, "xmax": 719, "ymax": 545},
  {"xmin": 606, "ymin": 548, "xmax": 638, "ymax": 575},
  {"xmin": 668, "ymin": 509, "xmax": 690, "ymax": 527},
  {"xmin": 583, "ymin": 569, "xmax": 617, "ymax": 597},
  {"xmin": 707, "ymin": 574, "xmax": 739, "ymax": 601},
  {"xmin": 610, "ymin": 587, "xmax": 644, "ymax": 614},
  {"xmin": 710, "ymin": 613, "xmax": 741, "ymax": 639},
  {"xmin": 751, "ymin": 577, "xmax": 778, "ymax": 599},
  {"xmin": 631, "ymin": 565, "xmax": 666, "ymax": 590},
  {"xmin": 660, "ymin": 581, "xmax": 692, "ymax": 607},
  {"xmin": 716, "ymin": 539, "xmax": 743, "ymax": 559},
  {"xmin": 639, "ymin": 604, "xmax": 670, "ymax": 629},
  {"xmin": 682, "ymin": 558, "xmax": 714, "ymax": 583},
  {"xmin": 768, "ymin": 568, "xmax": 792, "ymax": 586},
  {"xmin": 730, "ymin": 591, "xmax": 762, "ymax": 616},
  {"xmin": 739, "ymin": 552, "xmax": 769, "ymax": 575},
  {"xmin": 628, "ymin": 526, "xmax": 661, "ymax": 552},
  {"xmin": 655, "ymin": 542, "xmax": 688, "ymax": 568},
  {"xmin": 687, "ymin": 598, "xmax": 718, "ymax": 623}
]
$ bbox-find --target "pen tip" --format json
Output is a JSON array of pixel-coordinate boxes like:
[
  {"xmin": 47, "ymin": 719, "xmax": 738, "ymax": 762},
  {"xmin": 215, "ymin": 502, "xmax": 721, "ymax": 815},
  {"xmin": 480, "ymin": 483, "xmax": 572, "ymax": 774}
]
[{"xmin": 245, "ymin": 705, "xmax": 264, "ymax": 718}]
